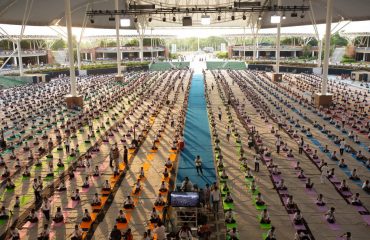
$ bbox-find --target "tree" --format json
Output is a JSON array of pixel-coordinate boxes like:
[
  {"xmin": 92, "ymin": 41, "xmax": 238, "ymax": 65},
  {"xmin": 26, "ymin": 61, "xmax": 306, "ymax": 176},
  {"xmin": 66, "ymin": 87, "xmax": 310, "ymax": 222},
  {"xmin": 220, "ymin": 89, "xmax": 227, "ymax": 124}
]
[
  {"xmin": 330, "ymin": 33, "xmax": 348, "ymax": 47},
  {"xmin": 51, "ymin": 39, "xmax": 66, "ymax": 50}
]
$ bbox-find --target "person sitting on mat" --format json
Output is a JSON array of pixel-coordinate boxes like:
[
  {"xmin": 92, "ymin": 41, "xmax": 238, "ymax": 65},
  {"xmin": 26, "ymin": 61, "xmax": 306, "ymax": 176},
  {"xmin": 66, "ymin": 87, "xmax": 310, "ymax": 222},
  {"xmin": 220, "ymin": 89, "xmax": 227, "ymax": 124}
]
[
  {"xmin": 223, "ymin": 182, "xmax": 230, "ymax": 192},
  {"xmin": 154, "ymin": 194, "xmax": 165, "ymax": 206},
  {"xmin": 217, "ymin": 158, "xmax": 224, "ymax": 170},
  {"xmin": 349, "ymin": 169, "xmax": 360, "ymax": 180},
  {"xmin": 277, "ymin": 179, "xmax": 287, "ymax": 190},
  {"xmin": 325, "ymin": 207, "xmax": 336, "ymax": 223},
  {"xmin": 316, "ymin": 193, "xmax": 326, "ymax": 206},
  {"xmin": 339, "ymin": 179, "xmax": 350, "ymax": 191},
  {"xmin": 251, "ymin": 179, "xmax": 257, "ymax": 192},
  {"xmin": 365, "ymin": 159, "xmax": 370, "ymax": 168},
  {"xmin": 255, "ymin": 193, "xmax": 265, "ymax": 206},
  {"xmin": 93, "ymin": 166, "xmax": 100, "ymax": 177},
  {"xmin": 14, "ymin": 159, "xmax": 21, "ymax": 168},
  {"xmin": 272, "ymin": 166, "xmax": 281, "ymax": 175},
  {"xmin": 295, "ymin": 161, "xmax": 301, "ymax": 170},
  {"xmin": 286, "ymin": 195, "xmax": 296, "ymax": 209},
  {"xmin": 2, "ymin": 166, "xmax": 10, "ymax": 178},
  {"xmin": 323, "ymin": 145, "xmax": 329, "ymax": 153},
  {"xmin": 150, "ymin": 208, "xmax": 160, "ymax": 223},
  {"xmin": 162, "ymin": 168, "xmax": 169, "ymax": 178},
  {"xmin": 23, "ymin": 166, "xmax": 31, "ymax": 177},
  {"xmin": 0, "ymin": 206, "xmax": 9, "ymax": 219},
  {"xmin": 351, "ymin": 193, "xmax": 362, "ymax": 206},
  {"xmin": 298, "ymin": 169, "xmax": 306, "ymax": 179},
  {"xmin": 57, "ymin": 158, "xmax": 64, "ymax": 168},
  {"xmin": 123, "ymin": 196, "xmax": 134, "ymax": 209},
  {"xmin": 114, "ymin": 210, "xmax": 127, "ymax": 224},
  {"xmin": 362, "ymin": 180, "xmax": 370, "ymax": 193},
  {"xmin": 159, "ymin": 181, "xmax": 167, "ymax": 192},
  {"xmin": 265, "ymin": 226, "xmax": 276, "ymax": 240},
  {"xmin": 305, "ymin": 178, "xmax": 314, "ymax": 189},
  {"xmin": 82, "ymin": 209, "xmax": 91, "ymax": 222},
  {"xmin": 260, "ymin": 209, "xmax": 271, "ymax": 224},
  {"xmin": 338, "ymin": 158, "xmax": 347, "ymax": 168},
  {"xmin": 287, "ymin": 150, "xmax": 294, "ymax": 158},
  {"xmin": 134, "ymin": 179, "xmax": 141, "ymax": 194},
  {"xmin": 312, "ymin": 150, "xmax": 319, "ymax": 160},
  {"xmin": 53, "ymin": 207, "xmax": 64, "ymax": 223},
  {"xmin": 245, "ymin": 167, "xmax": 253, "ymax": 178},
  {"xmin": 13, "ymin": 196, "xmax": 20, "ymax": 209},
  {"xmin": 220, "ymin": 169, "xmax": 229, "ymax": 179},
  {"xmin": 139, "ymin": 167, "xmax": 145, "ymax": 179},
  {"xmin": 225, "ymin": 209, "xmax": 236, "ymax": 224},
  {"xmin": 330, "ymin": 151, "xmax": 339, "ymax": 161},
  {"xmin": 224, "ymin": 192, "xmax": 234, "ymax": 203},
  {"xmin": 27, "ymin": 208, "xmax": 38, "ymax": 223},
  {"xmin": 102, "ymin": 180, "xmax": 111, "ymax": 191},
  {"xmin": 71, "ymin": 189, "xmax": 80, "ymax": 201},
  {"xmin": 293, "ymin": 210, "xmax": 303, "ymax": 225},
  {"xmin": 165, "ymin": 158, "xmax": 173, "ymax": 168},
  {"xmin": 91, "ymin": 193, "xmax": 101, "ymax": 206},
  {"xmin": 356, "ymin": 151, "xmax": 365, "ymax": 161},
  {"xmin": 71, "ymin": 224, "xmax": 83, "ymax": 240},
  {"xmin": 282, "ymin": 143, "xmax": 289, "ymax": 152},
  {"xmin": 6, "ymin": 178, "xmax": 15, "ymax": 189},
  {"xmin": 57, "ymin": 179, "xmax": 67, "ymax": 191},
  {"xmin": 46, "ymin": 162, "xmax": 54, "ymax": 177},
  {"xmin": 82, "ymin": 177, "xmax": 90, "ymax": 188}
]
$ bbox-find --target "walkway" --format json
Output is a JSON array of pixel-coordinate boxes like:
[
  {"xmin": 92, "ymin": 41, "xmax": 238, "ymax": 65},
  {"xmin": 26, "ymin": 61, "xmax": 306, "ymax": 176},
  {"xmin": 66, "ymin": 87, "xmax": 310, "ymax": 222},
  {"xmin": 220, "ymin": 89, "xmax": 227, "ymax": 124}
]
[{"xmin": 176, "ymin": 72, "xmax": 216, "ymax": 188}]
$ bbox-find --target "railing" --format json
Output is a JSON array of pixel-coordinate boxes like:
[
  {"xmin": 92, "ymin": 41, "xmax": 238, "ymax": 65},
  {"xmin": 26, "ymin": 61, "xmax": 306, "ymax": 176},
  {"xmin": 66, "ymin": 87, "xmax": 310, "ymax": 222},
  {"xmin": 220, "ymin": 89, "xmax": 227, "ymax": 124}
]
[{"xmin": 0, "ymin": 50, "xmax": 47, "ymax": 56}]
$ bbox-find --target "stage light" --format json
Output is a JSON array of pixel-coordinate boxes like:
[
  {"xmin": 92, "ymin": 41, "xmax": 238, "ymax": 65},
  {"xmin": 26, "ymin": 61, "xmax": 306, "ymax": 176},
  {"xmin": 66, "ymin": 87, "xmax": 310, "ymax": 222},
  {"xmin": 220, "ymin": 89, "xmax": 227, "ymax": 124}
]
[
  {"xmin": 258, "ymin": 15, "xmax": 262, "ymax": 20},
  {"xmin": 148, "ymin": 16, "xmax": 152, "ymax": 22},
  {"xmin": 242, "ymin": 14, "xmax": 247, "ymax": 20},
  {"xmin": 90, "ymin": 18, "xmax": 95, "ymax": 24},
  {"xmin": 271, "ymin": 15, "xmax": 281, "ymax": 24},
  {"xmin": 120, "ymin": 18, "xmax": 130, "ymax": 27},
  {"xmin": 201, "ymin": 15, "xmax": 211, "ymax": 25},
  {"xmin": 291, "ymin": 12, "xmax": 298, "ymax": 17},
  {"xmin": 172, "ymin": 16, "xmax": 176, "ymax": 22},
  {"xmin": 217, "ymin": 15, "xmax": 221, "ymax": 21},
  {"xmin": 108, "ymin": 15, "xmax": 115, "ymax": 21},
  {"xmin": 231, "ymin": 15, "xmax": 235, "ymax": 21},
  {"xmin": 134, "ymin": 16, "xmax": 138, "ymax": 23},
  {"xmin": 163, "ymin": 16, "xmax": 166, "ymax": 22}
]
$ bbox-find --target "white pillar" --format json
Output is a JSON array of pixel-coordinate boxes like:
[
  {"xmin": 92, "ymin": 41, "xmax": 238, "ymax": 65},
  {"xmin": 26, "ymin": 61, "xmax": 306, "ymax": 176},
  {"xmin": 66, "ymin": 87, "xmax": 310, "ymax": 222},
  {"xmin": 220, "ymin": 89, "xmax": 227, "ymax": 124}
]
[
  {"xmin": 17, "ymin": 39, "xmax": 24, "ymax": 76},
  {"xmin": 197, "ymin": 37, "xmax": 200, "ymax": 51},
  {"xmin": 321, "ymin": 0, "xmax": 333, "ymax": 95},
  {"xmin": 317, "ymin": 39, "xmax": 323, "ymax": 67},
  {"xmin": 102, "ymin": 52, "xmax": 105, "ymax": 59},
  {"xmin": 363, "ymin": 53, "xmax": 366, "ymax": 62},
  {"xmin": 139, "ymin": 37, "xmax": 144, "ymax": 62},
  {"xmin": 256, "ymin": 37, "xmax": 259, "ymax": 59},
  {"xmin": 76, "ymin": 44, "xmax": 81, "ymax": 71},
  {"xmin": 293, "ymin": 51, "xmax": 297, "ymax": 58},
  {"xmin": 275, "ymin": 0, "xmax": 282, "ymax": 73},
  {"xmin": 85, "ymin": 52, "xmax": 88, "ymax": 60},
  {"xmin": 37, "ymin": 55, "xmax": 40, "ymax": 65},
  {"xmin": 12, "ymin": 41, "xmax": 17, "ymax": 67},
  {"xmin": 115, "ymin": 0, "xmax": 122, "ymax": 76},
  {"xmin": 64, "ymin": 0, "xmax": 77, "ymax": 96},
  {"xmin": 243, "ymin": 27, "xmax": 246, "ymax": 60}
]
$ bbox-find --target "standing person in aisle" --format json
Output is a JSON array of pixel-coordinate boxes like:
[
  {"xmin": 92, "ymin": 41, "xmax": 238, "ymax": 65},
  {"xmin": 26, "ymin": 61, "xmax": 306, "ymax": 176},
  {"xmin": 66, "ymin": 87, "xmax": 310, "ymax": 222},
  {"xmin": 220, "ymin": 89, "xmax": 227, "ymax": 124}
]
[{"xmin": 195, "ymin": 155, "xmax": 203, "ymax": 175}]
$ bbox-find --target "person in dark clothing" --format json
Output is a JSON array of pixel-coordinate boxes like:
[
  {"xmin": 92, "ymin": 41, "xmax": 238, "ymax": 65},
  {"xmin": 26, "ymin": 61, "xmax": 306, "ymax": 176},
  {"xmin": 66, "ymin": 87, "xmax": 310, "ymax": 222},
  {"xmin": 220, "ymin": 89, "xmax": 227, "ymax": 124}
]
[
  {"xmin": 109, "ymin": 225, "xmax": 122, "ymax": 240},
  {"xmin": 123, "ymin": 145, "xmax": 128, "ymax": 167}
]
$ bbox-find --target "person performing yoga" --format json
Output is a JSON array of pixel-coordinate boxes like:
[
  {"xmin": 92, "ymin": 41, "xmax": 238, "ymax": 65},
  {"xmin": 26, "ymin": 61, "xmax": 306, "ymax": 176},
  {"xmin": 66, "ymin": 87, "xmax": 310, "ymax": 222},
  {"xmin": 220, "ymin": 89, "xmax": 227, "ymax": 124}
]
[
  {"xmin": 82, "ymin": 209, "xmax": 92, "ymax": 222},
  {"xmin": 124, "ymin": 196, "xmax": 134, "ymax": 209},
  {"xmin": 260, "ymin": 209, "xmax": 271, "ymax": 224},
  {"xmin": 225, "ymin": 209, "xmax": 236, "ymax": 224}
]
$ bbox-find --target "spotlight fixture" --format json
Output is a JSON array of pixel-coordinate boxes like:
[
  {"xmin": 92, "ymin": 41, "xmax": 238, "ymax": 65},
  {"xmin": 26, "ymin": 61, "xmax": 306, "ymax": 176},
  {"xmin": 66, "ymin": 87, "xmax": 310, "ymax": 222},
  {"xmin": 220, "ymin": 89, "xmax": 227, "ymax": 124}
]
[
  {"xmin": 270, "ymin": 15, "xmax": 281, "ymax": 24},
  {"xmin": 201, "ymin": 15, "xmax": 211, "ymax": 25},
  {"xmin": 108, "ymin": 15, "xmax": 115, "ymax": 21},
  {"xmin": 90, "ymin": 18, "xmax": 95, "ymax": 24},
  {"xmin": 300, "ymin": 11, "xmax": 305, "ymax": 18},
  {"xmin": 282, "ymin": 11, "xmax": 286, "ymax": 20},
  {"xmin": 148, "ymin": 16, "xmax": 152, "ymax": 22},
  {"xmin": 134, "ymin": 16, "xmax": 138, "ymax": 23},
  {"xmin": 172, "ymin": 15, "xmax": 176, "ymax": 22},
  {"xmin": 217, "ymin": 15, "xmax": 221, "ymax": 21},
  {"xmin": 120, "ymin": 18, "xmax": 131, "ymax": 27},
  {"xmin": 258, "ymin": 15, "xmax": 262, "ymax": 20},
  {"xmin": 242, "ymin": 14, "xmax": 247, "ymax": 20},
  {"xmin": 163, "ymin": 14, "xmax": 166, "ymax": 22},
  {"xmin": 231, "ymin": 15, "xmax": 235, "ymax": 21},
  {"xmin": 291, "ymin": 12, "xmax": 298, "ymax": 17}
]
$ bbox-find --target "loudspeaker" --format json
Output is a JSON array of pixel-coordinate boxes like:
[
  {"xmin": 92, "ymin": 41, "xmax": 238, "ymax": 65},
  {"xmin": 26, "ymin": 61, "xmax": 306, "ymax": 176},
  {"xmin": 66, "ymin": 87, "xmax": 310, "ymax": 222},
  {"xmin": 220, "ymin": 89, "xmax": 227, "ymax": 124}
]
[{"xmin": 182, "ymin": 17, "xmax": 192, "ymax": 26}]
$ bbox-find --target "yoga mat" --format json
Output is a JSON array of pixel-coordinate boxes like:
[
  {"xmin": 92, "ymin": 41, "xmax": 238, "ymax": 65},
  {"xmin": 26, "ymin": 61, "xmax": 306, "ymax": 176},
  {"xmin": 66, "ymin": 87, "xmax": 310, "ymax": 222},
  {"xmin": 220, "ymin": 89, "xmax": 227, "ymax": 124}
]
[{"xmin": 176, "ymin": 73, "xmax": 216, "ymax": 188}]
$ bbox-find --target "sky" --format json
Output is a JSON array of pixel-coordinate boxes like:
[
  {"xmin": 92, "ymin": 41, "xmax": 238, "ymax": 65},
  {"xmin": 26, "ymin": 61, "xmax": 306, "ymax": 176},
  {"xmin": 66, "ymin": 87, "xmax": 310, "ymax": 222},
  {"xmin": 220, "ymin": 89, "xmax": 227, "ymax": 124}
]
[{"xmin": 0, "ymin": 20, "xmax": 369, "ymax": 39}]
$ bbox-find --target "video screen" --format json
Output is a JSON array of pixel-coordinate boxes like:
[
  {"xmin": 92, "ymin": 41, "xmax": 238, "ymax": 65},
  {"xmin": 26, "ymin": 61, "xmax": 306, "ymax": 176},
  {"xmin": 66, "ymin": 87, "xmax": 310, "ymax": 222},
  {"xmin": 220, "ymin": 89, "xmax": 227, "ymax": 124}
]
[{"xmin": 170, "ymin": 192, "xmax": 199, "ymax": 207}]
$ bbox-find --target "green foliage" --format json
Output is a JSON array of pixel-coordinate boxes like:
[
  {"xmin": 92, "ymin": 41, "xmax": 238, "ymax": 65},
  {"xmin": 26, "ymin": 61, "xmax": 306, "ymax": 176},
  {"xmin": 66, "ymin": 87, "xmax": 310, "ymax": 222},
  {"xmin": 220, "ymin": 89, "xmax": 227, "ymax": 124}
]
[
  {"xmin": 51, "ymin": 39, "xmax": 66, "ymax": 50},
  {"xmin": 341, "ymin": 55, "xmax": 356, "ymax": 63},
  {"xmin": 330, "ymin": 33, "xmax": 348, "ymax": 47},
  {"xmin": 216, "ymin": 51, "xmax": 228, "ymax": 59},
  {"xmin": 125, "ymin": 39, "xmax": 139, "ymax": 46}
]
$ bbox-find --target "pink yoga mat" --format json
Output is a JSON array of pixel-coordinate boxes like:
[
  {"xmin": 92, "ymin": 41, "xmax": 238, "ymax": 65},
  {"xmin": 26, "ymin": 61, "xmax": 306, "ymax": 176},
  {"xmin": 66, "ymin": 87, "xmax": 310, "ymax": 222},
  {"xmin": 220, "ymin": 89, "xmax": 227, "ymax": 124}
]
[
  {"xmin": 67, "ymin": 200, "xmax": 79, "ymax": 208},
  {"xmin": 322, "ymin": 216, "xmax": 341, "ymax": 231}
]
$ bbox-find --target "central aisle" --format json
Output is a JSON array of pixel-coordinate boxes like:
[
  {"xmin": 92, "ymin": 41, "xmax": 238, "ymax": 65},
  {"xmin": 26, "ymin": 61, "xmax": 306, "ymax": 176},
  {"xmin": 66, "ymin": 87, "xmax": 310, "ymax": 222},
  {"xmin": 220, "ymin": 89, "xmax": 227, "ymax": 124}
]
[{"xmin": 176, "ymin": 72, "xmax": 216, "ymax": 188}]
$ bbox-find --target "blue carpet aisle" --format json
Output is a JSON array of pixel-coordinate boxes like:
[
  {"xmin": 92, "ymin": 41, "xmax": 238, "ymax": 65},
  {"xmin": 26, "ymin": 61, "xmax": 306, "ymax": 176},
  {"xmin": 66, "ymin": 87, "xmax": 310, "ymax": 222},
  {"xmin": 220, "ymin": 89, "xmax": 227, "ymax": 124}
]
[{"xmin": 176, "ymin": 73, "xmax": 217, "ymax": 188}]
